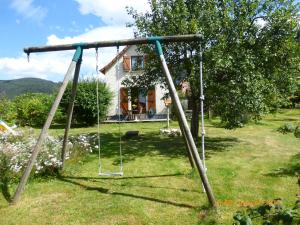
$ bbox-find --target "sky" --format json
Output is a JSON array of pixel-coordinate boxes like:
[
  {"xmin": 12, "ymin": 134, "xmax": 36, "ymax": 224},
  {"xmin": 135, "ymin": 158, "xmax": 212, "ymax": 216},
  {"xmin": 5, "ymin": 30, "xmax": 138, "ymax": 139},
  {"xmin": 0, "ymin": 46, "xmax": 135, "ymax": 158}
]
[{"xmin": 0, "ymin": 0, "xmax": 149, "ymax": 82}]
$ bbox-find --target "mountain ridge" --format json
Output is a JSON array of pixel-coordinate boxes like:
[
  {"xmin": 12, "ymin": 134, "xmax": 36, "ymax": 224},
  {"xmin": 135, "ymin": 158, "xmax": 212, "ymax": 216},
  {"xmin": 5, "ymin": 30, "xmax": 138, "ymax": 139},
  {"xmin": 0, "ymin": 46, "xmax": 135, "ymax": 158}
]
[{"xmin": 0, "ymin": 77, "xmax": 58, "ymax": 99}]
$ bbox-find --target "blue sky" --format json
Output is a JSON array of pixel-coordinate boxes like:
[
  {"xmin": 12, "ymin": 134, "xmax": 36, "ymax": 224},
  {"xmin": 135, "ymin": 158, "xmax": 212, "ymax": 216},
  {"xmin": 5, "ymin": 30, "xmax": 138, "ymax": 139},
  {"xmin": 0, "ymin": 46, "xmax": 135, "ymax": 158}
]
[
  {"xmin": 0, "ymin": 0, "xmax": 148, "ymax": 81},
  {"xmin": 0, "ymin": 0, "xmax": 299, "ymax": 82},
  {"xmin": 0, "ymin": 1, "xmax": 104, "ymax": 57}
]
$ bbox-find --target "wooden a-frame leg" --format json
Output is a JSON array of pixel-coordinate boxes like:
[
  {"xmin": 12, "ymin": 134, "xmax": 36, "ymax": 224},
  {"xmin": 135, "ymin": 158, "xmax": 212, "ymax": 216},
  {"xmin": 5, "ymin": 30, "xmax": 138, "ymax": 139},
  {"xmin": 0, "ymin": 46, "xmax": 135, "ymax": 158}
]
[
  {"xmin": 154, "ymin": 40, "xmax": 217, "ymax": 208},
  {"xmin": 61, "ymin": 56, "xmax": 82, "ymax": 169},
  {"xmin": 177, "ymin": 116, "xmax": 195, "ymax": 168},
  {"xmin": 11, "ymin": 47, "xmax": 83, "ymax": 204}
]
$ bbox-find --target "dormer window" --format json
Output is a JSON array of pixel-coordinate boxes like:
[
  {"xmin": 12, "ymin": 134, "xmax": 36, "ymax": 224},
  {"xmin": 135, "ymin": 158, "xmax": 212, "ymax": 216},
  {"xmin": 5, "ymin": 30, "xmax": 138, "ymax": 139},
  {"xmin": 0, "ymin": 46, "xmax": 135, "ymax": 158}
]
[{"xmin": 131, "ymin": 56, "xmax": 144, "ymax": 71}]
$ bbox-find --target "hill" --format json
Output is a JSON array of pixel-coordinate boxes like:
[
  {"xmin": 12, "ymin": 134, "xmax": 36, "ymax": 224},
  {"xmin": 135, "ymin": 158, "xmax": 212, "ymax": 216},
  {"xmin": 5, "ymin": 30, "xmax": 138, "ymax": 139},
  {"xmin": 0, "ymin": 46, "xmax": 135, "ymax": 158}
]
[{"xmin": 0, "ymin": 78, "xmax": 58, "ymax": 99}]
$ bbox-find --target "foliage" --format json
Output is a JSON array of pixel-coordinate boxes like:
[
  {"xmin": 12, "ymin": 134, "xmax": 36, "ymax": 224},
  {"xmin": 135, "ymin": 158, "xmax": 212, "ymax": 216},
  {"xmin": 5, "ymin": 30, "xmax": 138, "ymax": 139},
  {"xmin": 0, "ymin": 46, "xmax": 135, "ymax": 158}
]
[
  {"xmin": 289, "ymin": 83, "xmax": 300, "ymax": 107},
  {"xmin": 0, "ymin": 78, "xmax": 58, "ymax": 99},
  {"xmin": 0, "ymin": 96, "xmax": 17, "ymax": 124},
  {"xmin": 233, "ymin": 198, "xmax": 300, "ymax": 225},
  {"xmin": 60, "ymin": 79, "xmax": 112, "ymax": 126},
  {"xmin": 294, "ymin": 125, "xmax": 300, "ymax": 138},
  {"xmin": 277, "ymin": 123, "xmax": 297, "ymax": 134},
  {"xmin": 13, "ymin": 93, "xmax": 63, "ymax": 127},
  {"xmin": 127, "ymin": 0, "xmax": 300, "ymax": 132}
]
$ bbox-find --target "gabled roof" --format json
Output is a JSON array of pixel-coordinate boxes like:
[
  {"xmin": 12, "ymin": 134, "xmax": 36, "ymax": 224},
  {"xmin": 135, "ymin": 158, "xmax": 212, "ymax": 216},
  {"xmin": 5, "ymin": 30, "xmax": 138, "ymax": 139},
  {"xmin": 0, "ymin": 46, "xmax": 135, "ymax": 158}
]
[{"xmin": 100, "ymin": 46, "xmax": 131, "ymax": 74}]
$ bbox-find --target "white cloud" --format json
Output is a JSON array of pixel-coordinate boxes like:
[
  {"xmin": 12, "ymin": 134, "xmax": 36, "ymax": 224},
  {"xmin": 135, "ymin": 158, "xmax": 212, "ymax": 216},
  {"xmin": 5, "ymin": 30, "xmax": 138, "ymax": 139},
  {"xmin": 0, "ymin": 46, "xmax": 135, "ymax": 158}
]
[
  {"xmin": 74, "ymin": 0, "xmax": 149, "ymax": 25},
  {"xmin": 0, "ymin": 26, "xmax": 133, "ymax": 82},
  {"xmin": 0, "ymin": 53, "xmax": 69, "ymax": 81},
  {"xmin": 1, "ymin": 1, "xmax": 147, "ymax": 82},
  {"xmin": 10, "ymin": 0, "xmax": 47, "ymax": 23}
]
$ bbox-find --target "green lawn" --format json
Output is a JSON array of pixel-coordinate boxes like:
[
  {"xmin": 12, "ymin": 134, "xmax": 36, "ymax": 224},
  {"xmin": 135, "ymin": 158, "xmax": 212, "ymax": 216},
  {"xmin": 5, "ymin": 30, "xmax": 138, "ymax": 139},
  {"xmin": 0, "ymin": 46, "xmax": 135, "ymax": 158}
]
[{"xmin": 0, "ymin": 110, "xmax": 299, "ymax": 225}]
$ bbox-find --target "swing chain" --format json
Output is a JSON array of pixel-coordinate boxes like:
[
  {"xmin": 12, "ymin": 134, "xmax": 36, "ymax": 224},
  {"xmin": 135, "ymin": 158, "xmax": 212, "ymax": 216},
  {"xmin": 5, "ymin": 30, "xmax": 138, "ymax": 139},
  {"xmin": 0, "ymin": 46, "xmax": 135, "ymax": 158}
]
[{"xmin": 27, "ymin": 53, "xmax": 30, "ymax": 63}]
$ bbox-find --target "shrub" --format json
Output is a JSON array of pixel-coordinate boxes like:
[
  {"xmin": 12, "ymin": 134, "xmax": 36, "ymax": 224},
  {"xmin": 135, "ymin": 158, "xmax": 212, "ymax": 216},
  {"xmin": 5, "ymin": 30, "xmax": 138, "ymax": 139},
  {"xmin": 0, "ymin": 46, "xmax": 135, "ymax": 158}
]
[
  {"xmin": 60, "ymin": 79, "xmax": 112, "ymax": 126},
  {"xmin": 0, "ymin": 96, "xmax": 17, "ymax": 124},
  {"xmin": 13, "ymin": 93, "xmax": 63, "ymax": 127},
  {"xmin": 294, "ymin": 126, "xmax": 300, "ymax": 139},
  {"xmin": 233, "ymin": 198, "xmax": 300, "ymax": 225},
  {"xmin": 277, "ymin": 123, "xmax": 297, "ymax": 134}
]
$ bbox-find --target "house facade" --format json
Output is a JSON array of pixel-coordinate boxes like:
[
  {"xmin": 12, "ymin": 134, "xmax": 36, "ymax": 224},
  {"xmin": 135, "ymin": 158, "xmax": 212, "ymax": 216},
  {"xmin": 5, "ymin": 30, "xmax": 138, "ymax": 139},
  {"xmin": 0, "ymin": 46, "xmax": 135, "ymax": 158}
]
[{"xmin": 100, "ymin": 45, "xmax": 168, "ymax": 120}]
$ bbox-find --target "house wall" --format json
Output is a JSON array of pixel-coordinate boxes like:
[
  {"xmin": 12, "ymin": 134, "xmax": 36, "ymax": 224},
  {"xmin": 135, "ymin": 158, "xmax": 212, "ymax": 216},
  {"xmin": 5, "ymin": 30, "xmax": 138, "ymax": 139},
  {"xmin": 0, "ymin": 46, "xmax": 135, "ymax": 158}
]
[{"xmin": 104, "ymin": 45, "xmax": 167, "ymax": 116}]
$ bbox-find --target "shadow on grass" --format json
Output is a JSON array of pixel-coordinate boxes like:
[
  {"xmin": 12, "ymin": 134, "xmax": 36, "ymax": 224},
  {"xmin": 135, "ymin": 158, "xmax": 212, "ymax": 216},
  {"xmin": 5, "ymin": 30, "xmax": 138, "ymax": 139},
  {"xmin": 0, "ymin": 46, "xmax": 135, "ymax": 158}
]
[
  {"xmin": 60, "ymin": 173, "xmax": 201, "ymax": 194},
  {"xmin": 57, "ymin": 175, "xmax": 197, "ymax": 209},
  {"xmin": 267, "ymin": 118, "xmax": 299, "ymax": 122},
  {"xmin": 79, "ymin": 132, "xmax": 239, "ymax": 165},
  {"xmin": 49, "ymin": 123, "xmax": 93, "ymax": 129},
  {"xmin": 61, "ymin": 173, "xmax": 184, "ymax": 180},
  {"xmin": 0, "ymin": 180, "xmax": 12, "ymax": 203},
  {"xmin": 266, "ymin": 153, "xmax": 300, "ymax": 177},
  {"xmin": 204, "ymin": 137, "xmax": 239, "ymax": 159}
]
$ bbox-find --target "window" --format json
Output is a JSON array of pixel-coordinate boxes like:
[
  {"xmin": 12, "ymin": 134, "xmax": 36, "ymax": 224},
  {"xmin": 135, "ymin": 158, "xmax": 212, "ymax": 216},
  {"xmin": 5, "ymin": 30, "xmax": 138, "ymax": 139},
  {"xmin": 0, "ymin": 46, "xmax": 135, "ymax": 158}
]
[{"xmin": 131, "ymin": 56, "xmax": 144, "ymax": 71}]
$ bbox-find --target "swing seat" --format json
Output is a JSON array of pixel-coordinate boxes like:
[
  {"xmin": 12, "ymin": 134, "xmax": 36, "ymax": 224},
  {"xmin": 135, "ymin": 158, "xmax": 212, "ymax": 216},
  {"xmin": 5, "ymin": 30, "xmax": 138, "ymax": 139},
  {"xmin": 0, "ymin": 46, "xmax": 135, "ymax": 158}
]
[{"xmin": 99, "ymin": 171, "xmax": 123, "ymax": 177}]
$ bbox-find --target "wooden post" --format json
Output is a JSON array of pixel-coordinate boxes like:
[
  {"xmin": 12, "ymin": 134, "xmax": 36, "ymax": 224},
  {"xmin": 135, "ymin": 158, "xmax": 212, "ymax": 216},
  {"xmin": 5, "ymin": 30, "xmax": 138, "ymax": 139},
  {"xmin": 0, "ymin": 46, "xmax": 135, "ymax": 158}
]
[
  {"xmin": 164, "ymin": 98, "xmax": 194, "ymax": 168},
  {"xmin": 167, "ymin": 106, "xmax": 170, "ymax": 129},
  {"xmin": 178, "ymin": 119, "xmax": 195, "ymax": 169},
  {"xmin": 11, "ymin": 46, "xmax": 83, "ymax": 204},
  {"xmin": 154, "ymin": 40, "xmax": 217, "ymax": 207},
  {"xmin": 177, "ymin": 117, "xmax": 195, "ymax": 168},
  {"xmin": 61, "ymin": 55, "xmax": 82, "ymax": 169},
  {"xmin": 24, "ymin": 34, "xmax": 202, "ymax": 54}
]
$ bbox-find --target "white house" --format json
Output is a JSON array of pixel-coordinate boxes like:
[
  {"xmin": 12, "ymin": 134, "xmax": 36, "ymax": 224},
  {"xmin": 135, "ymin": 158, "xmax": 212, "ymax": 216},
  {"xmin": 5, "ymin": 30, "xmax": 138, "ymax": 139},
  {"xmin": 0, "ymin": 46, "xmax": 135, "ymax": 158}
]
[{"xmin": 100, "ymin": 45, "xmax": 168, "ymax": 120}]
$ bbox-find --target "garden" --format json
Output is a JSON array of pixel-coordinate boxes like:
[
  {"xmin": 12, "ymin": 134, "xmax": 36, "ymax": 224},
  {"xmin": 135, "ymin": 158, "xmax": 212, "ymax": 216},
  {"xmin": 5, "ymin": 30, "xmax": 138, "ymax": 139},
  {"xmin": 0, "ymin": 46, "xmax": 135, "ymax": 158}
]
[
  {"xmin": 0, "ymin": 0, "xmax": 300, "ymax": 224},
  {"xmin": 0, "ymin": 108, "xmax": 299, "ymax": 224}
]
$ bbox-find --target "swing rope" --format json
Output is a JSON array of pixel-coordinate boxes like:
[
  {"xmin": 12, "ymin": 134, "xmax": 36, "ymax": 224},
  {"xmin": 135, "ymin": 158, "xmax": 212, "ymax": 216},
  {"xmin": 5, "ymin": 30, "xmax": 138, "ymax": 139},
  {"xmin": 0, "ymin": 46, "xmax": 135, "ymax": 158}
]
[
  {"xmin": 96, "ymin": 47, "xmax": 123, "ymax": 176},
  {"xmin": 199, "ymin": 44, "xmax": 206, "ymax": 172},
  {"xmin": 117, "ymin": 46, "xmax": 124, "ymax": 173},
  {"xmin": 95, "ymin": 48, "xmax": 102, "ymax": 174}
]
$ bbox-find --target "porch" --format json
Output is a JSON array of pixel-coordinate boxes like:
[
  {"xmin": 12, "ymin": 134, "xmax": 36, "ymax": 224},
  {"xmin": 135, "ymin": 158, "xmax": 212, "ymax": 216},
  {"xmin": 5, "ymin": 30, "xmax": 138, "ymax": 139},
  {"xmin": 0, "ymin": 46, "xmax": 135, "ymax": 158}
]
[{"xmin": 105, "ymin": 113, "xmax": 168, "ymax": 122}]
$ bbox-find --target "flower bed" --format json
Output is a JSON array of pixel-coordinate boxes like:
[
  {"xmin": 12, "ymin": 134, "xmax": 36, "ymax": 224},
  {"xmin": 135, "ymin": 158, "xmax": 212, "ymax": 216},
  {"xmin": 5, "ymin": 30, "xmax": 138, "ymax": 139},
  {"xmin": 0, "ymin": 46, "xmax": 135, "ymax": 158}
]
[
  {"xmin": 159, "ymin": 128, "xmax": 181, "ymax": 137},
  {"xmin": 0, "ymin": 130, "xmax": 96, "ymax": 184}
]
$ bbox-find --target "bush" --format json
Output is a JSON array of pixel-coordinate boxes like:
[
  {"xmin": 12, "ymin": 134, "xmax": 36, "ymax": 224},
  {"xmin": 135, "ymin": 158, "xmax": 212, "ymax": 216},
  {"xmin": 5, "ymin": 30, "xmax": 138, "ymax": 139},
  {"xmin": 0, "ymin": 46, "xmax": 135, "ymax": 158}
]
[
  {"xmin": 0, "ymin": 96, "xmax": 17, "ymax": 124},
  {"xmin": 290, "ymin": 83, "xmax": 300, "ymax": 107},
  {"xmin": 14, "ymin": 93, "xmax": 63, "ymax": 127},
  {"xmin": 233, "ymin": 200, "xmax": 300, "ymax": 225},
  {"xmin": 294, "ymin": 126, "xmax": 300, "ymax": 138},
  {"xmin": 277, "ymin": 123, "xmax": 297, "ymax": 134},
  {"xmin": 60, "ymin": 79, "xmax": 112, "ymax": 126}
]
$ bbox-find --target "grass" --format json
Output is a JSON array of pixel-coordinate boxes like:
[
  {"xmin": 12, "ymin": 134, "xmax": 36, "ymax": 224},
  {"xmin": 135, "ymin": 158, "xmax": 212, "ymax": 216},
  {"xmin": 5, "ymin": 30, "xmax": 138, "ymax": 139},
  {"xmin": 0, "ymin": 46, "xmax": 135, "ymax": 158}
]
[{"xmin": 0, "ymin": 109, "xmax": 300, "ymax": 224}]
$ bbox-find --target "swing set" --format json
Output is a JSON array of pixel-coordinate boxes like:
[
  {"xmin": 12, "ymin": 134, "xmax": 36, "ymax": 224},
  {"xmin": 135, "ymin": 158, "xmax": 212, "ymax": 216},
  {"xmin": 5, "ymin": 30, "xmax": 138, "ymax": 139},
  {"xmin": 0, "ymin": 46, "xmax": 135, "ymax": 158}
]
[{"xmin": 11, "ymin": 34, "xmax": 217, "ymax": 208}]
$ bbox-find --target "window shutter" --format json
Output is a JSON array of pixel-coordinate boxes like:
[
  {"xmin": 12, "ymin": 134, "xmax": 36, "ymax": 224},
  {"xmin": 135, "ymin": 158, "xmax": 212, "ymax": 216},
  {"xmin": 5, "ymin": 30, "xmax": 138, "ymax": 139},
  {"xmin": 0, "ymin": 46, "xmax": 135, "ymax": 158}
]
[
  {"xmin": 120, "ymin": 88, "xmax": 128, "ymax": 114},
  {"xmin": 123, "ymin": 56, "xmax": 131, "ymax": 72},
  {"xmin": 144, "ymin": 55, "xmax": 148, "ymax": 66},
  {"xmin": 147, "ymin": 89, "xmax": 156, "ymax": 113}
]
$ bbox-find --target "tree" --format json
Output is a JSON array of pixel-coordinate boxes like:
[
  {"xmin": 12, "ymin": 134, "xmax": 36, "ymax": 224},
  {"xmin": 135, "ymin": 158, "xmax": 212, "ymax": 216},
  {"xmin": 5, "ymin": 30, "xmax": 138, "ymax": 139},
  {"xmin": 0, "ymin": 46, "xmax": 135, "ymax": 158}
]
[
  {"xmin": 127, "ymin": 0, "xmax": 300, "ymax": 137},
  {"xmin": 60, "ymin": 79, "xmax": 112, "ymax": 126}
]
